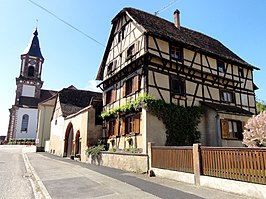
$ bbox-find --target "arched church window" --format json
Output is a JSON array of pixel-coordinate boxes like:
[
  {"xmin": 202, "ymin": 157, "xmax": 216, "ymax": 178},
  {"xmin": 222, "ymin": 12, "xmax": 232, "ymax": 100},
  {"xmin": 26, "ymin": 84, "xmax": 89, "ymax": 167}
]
[
  {"xmin": 28, "ymin": 66, "xmax": 35, "ymax": 77},
  {"xmin": 21, "ymin": 114, "xmax": 29, "ymax": 132}
]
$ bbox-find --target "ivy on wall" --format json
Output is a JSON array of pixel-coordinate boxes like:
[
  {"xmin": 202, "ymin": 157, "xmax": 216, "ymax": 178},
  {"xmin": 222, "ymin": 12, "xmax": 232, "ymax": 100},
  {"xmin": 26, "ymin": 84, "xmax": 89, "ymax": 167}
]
[{"xmin": 101, "ymin": 94, "xmax": 204, "ymax": 146}]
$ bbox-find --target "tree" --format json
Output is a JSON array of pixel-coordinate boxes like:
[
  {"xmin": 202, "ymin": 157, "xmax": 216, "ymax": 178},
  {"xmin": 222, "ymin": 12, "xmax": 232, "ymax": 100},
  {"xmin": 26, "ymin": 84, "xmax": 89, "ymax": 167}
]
[
  {"xmin": 242, "ymin": 111, "xmax": 266, "ymax": 147},
  {"xmin": 256, "ymin": 100, "xmax": 266, "ymax": 114}
]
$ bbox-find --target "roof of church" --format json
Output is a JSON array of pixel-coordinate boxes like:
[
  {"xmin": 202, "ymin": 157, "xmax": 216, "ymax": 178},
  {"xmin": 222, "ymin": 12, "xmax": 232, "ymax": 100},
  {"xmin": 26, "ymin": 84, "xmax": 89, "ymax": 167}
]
[
  {"xmin": 58, "ymin": 87, "xmax": 102, "ymax": 117},
  {"xmin": 22, "ymin": 29, "xmax": 44, "ymax": 59},
  {"xmin": 200, "ymin": 101, "xmax": 253, "ymax": 115},
  {"xmin": 97, "ymin": 7, "xmax": 259, "ymax": 80},
  {"xmin": 19, "ymin": 89, "xmax": 57, "ymax": 108}
]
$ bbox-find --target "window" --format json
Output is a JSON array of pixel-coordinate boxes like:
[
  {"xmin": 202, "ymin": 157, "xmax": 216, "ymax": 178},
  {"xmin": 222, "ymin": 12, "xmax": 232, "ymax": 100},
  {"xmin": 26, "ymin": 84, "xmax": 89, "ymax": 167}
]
[
  {"xmin": 107, "ymin": 60, "xmax": 117, "ymax": 75},
  {"xmin": 221, "ymin": 119, "xmax": 243, "ymax": 140},
  {"xmin": 105, "ymin": 88, "xmax": 116, "ymax": 105},
  {"xmin": 126, "ymin": 44, "xmax": 135, "ymax": 60},
  {"xmin": 105, "ymin": 89, "xmax": 113, "ymax": 105},
  {"xmin": 28, "ymin": 66, "xmax": 34, "ymax": 77},
  {"xmin": 123, "ymin": 75, "xmax": 139, "ymax": 96},
  {"xmin": 170, "ymin": 45, "xmax": 182, "ymax": 61},
  {"xmin": 108, "ymin": 119, "xmax": 118, "ymax": 136},
  {"xmin": 123, "ymin": 113, "xmax": 140, "ymax": 135},
  {"xmin": 171, "ymin": 76, "xmax": 185, "ymax": 96},
  {"xmin": 220, "ymin": 90, "xmax": 234, "ymax": 103},
  {"xmin": 118, "ymin": 27, "xmax": 125, "ymax": 42},
  {"xmin": 217, "ymin": 60, "xmax": 225, "ymax": 72},
  {"xmin": 238, "ymin": 68, "xmax": 244, "ymax": 78},
  {"xmin": 21, "ymin": 114, "xmax": 29, "ymax": 132},
  {"xmin": 107, "ymin": 62, "xmax": 113, "ymax": 75}
]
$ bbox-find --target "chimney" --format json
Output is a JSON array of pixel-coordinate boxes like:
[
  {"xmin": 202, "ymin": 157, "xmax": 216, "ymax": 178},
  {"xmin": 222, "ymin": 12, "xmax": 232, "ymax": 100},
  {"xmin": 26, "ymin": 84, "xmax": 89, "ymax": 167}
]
[{"xmin": 174, "ymin": 9, "xmax": 180, "ymax": 29}]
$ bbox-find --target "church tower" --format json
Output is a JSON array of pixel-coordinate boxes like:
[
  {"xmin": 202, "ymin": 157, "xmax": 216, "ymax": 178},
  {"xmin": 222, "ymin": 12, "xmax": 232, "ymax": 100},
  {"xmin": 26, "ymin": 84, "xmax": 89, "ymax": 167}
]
[
  {"xmin": 7, "ymin": 29, "xmax": 55, "ymax": 141},
  {"xmin": 15, "ymin": 29, "xmax": 44, "ymax": 105}
]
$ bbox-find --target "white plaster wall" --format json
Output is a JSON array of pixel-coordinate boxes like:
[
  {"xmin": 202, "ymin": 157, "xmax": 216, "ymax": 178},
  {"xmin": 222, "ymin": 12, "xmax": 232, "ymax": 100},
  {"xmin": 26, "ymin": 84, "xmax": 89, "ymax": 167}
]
[
  {"xmin": 22, "ymin": 85, "xmax": 35, "ymax": 97},
  {"xmin": 49, "ymin": 115, "xmax": 65, "ymax": 156},
  {"xmin": 15, "ymin": 107, "xmax": 38, "ymax": 139},
  {"xmin": 36, "ymin": 104, "xmax": 54, "ymax": 149}
]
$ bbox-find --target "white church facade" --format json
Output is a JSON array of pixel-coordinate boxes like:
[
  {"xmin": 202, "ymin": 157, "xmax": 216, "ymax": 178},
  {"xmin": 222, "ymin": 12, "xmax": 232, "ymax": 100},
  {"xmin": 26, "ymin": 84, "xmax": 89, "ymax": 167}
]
[{"xmin": 7, "ymin": 29, "xmax": 56, "ymax": 141}]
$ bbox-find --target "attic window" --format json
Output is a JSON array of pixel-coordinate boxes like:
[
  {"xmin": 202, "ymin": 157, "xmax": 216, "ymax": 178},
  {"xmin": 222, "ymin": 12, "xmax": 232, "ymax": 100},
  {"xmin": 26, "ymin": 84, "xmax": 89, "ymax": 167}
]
[
  {"xmin": 126, "ymin": 44, "xmax": 135, "ymax": 60},
  {"xmin": 170, "ymin": 45, "xmax": 182, "ymax": 61},
  {"xmin": 118, "ymin": 27, "xmax": 125, "ymax": 42},
  {"xmin": 217, "ymin": 60, "xmax": 225, "ymax": 72}
]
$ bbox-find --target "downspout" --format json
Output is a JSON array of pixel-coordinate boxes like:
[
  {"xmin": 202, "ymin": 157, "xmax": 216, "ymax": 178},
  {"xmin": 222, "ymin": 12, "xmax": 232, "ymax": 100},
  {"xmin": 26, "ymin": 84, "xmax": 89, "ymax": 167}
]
[
  {"xmin": 41, "ymin": 107, "xmax": 46, "ymax": 148},
  {"xmin": 215, "ymin": 113, "xmax": 221, "ymax": 146}
]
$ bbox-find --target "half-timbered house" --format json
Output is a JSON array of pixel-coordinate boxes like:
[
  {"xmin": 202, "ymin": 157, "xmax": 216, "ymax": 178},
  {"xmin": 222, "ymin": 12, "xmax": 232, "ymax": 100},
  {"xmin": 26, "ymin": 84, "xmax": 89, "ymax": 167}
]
[{"xmin": 96, "ymin": 8, "xmax": 259, "ymax": 152}]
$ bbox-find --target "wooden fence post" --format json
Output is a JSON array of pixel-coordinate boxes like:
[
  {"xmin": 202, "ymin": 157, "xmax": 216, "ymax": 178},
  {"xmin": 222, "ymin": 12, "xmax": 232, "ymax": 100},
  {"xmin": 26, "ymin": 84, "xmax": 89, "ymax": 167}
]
[
  {"xmin": 147, "ymin": 142, "xmax": 155, "ymax": 171},
  {"xmin": 193, "ymin": 143, "xmax": 201, "ymax": 186}
]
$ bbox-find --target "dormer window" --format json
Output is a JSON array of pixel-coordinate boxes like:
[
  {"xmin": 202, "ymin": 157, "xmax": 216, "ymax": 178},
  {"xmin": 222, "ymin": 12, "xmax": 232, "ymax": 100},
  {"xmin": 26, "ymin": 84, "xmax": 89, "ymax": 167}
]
[
  {"xmin": 238, "ymin": 68, "xmax": 244, "ymax": 78},
  {"xmin": 217, "ymin": 60, "xmax": 225, "ymax": 72},
  {"xmin": 126, "ymin": 44, "xmax": 135, "ymax": 60},
  {"xmin": 170, "ymin": 45, "xmax": 182, "ymax": 61}
]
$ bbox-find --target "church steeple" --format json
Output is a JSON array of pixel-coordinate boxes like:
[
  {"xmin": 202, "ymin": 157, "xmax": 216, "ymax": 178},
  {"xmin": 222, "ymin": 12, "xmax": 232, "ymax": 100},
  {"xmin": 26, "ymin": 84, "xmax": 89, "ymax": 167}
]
[
  {"xmin": 19, "ymin": 29, "xmax": 44, "ymax": 80},
  {"xmin": 22, "ymin": 29, "xmax": 44, "ymax": 59},
  {"xmin": 15, "ymin": 29, "xmax": 45, "ymax": 104}
]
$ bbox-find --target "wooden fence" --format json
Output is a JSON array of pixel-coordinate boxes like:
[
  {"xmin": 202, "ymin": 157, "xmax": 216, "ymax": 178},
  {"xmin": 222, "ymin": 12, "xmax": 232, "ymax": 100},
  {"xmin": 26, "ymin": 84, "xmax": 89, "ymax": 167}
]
[
  {"xmin": 151, "ymin": 146, "xmax": 193, "ymax": 173},
  {"xmin": 201, "ymin": 147, "xmax": 266, "ymax": 185},
  {"xmin": 151, "ymin": 144, "xmax": 266, "ymax": 185}
]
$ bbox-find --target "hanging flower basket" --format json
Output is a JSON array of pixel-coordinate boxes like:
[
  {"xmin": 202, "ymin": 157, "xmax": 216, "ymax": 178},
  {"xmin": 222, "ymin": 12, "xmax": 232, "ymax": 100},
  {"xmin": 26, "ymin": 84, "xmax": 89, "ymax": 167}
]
[
  {"xmin": 125, "ymin": 136, "xmax": 132, "ymax": 142},
  {"xmin": 108, "ymin": 135, "xmax": 116, "ymax": 143}
]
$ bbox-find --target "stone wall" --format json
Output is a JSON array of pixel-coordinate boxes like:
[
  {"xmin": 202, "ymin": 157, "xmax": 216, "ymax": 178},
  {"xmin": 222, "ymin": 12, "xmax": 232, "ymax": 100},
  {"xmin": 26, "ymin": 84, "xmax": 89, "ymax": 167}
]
[{"xmin": 87, "ymin": 152, "xmax": 148, "ymax": 173}]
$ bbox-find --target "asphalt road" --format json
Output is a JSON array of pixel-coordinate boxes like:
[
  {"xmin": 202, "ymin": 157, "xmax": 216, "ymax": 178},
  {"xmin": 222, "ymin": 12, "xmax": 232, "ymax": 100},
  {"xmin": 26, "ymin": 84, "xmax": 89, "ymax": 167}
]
[{"xmin": 0, "ymin": 145, "xmax": 34, "ymax": 199}]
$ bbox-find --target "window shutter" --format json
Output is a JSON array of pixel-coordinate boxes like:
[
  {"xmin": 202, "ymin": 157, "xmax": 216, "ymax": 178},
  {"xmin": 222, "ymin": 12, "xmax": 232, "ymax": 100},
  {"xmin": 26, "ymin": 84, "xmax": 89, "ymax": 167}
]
[
  {"xmin": 221, "ymin": 119, "xmax": 229, "ymax": 139},
  {"xmin": 114, "ymin": 120, "xmax": 119, "ymax": 136},
  {"xmin": 103, "ymin": 92, "xmax": 106, "ymax": 106},
  {"xmin": 134, "ymin": 113, "xmax": 140, "ymax": 134},
  {"xmin": 242, "ymin": 121, "xmax": 245, "ymax": 131},
  {"xmin": 133, "ymin": 75, "xmax": 139, "ymax": 92},
  {"xmin": 121, "ymin": 117, "xmax": 125, "ymax": 135},
  {"xmin": 122, "ymin": 81, "xmax": 126, "ymax": 97},
  {"xmin": 111, "ymin": 89, "xmax": 116, "ymax": 103}
]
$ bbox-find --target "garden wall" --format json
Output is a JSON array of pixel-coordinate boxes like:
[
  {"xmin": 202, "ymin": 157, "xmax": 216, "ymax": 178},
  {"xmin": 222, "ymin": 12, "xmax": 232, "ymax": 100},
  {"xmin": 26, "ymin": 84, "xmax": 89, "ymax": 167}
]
[{"xmin": 87, "ymin": 151, "xmax": 148, "ymax": 173}]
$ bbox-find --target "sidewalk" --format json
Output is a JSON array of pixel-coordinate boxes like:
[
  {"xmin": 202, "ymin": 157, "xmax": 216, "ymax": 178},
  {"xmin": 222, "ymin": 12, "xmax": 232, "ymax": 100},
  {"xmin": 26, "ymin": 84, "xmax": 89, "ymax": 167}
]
[{"xmin": 24, "ymin": 152, "xmax": 251, "ymax": 199}]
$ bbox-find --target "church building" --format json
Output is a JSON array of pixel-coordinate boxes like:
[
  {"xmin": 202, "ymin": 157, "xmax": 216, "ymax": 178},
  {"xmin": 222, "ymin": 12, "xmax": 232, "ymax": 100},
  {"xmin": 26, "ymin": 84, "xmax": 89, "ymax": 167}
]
[{"xmin": 7, "ymin": 29, "xmax": 56, "ymax": 141}]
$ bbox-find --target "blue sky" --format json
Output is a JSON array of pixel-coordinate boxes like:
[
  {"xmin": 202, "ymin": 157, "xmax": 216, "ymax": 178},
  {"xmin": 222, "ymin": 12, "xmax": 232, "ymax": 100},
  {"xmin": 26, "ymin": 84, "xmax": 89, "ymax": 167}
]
[{"xmin": 0, "ymin": 0, "xmax": 265, "ymax": 136}]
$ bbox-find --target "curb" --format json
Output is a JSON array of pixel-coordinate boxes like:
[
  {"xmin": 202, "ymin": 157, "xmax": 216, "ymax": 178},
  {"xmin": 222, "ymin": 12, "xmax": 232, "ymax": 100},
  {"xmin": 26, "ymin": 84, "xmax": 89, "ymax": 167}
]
[{"xmin": 22, "ymin": 151, "xmax": 51, "ymax": 199}]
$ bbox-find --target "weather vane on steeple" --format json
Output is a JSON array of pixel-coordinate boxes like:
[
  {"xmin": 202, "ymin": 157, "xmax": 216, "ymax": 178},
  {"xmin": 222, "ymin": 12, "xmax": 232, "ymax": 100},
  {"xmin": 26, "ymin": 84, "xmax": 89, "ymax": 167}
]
[{"xmin": 36, "ymin": 19, "xmax": 38, "ymax": 30}]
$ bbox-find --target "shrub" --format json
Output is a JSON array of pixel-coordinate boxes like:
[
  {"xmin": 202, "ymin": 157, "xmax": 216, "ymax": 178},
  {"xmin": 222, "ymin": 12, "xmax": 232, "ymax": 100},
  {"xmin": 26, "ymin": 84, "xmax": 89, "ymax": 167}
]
[{"xmin": 85, "ymin": 144, "xmax": 105, "ymax": 160}]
